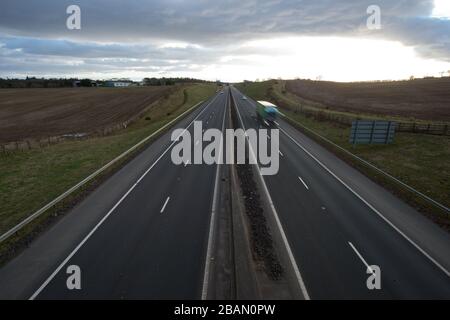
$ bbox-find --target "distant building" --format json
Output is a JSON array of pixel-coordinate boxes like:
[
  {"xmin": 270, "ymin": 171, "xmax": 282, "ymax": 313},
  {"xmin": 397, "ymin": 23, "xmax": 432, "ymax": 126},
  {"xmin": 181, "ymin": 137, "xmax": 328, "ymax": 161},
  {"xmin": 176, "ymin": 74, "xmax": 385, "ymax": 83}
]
[
  {"xmin": 73, "ymin": 79, "xmax": 99, "ymax": 87},
  {"xmin": 104, "ymin": 81, "xmax": 132, "ymax": 87}
]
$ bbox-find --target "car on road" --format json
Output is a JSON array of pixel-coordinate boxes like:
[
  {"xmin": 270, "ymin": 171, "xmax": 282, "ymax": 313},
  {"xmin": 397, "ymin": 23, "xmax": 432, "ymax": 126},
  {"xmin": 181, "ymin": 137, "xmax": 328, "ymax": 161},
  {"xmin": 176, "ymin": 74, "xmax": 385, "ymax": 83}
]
[{"xmin": 242, "ymin": 96, "xmax": 247, "ymax": 100}]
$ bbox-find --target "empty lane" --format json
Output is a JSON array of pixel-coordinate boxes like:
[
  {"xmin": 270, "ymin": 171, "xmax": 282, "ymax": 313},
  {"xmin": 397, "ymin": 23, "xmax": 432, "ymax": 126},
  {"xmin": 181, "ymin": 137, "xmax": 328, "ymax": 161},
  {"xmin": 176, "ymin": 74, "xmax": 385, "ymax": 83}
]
[
  {"xmin": 231, "ymin": 86, "xmax": 450, "ymax": 299},
  {"xmin": 0, "ymin": 89, "xmax": 228, "ymax": 300}
]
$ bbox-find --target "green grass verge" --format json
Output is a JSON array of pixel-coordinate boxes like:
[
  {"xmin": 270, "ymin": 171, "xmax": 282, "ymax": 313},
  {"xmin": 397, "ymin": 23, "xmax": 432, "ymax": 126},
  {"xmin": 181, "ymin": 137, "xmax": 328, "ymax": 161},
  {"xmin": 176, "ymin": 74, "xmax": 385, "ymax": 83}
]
[
  {"xmin": 0, "ymin": 83, "xmax": 216, "ymax": 243},
  {"xmin": 237, "ymin": 81, "xmax": 450, "ymax": 228}
]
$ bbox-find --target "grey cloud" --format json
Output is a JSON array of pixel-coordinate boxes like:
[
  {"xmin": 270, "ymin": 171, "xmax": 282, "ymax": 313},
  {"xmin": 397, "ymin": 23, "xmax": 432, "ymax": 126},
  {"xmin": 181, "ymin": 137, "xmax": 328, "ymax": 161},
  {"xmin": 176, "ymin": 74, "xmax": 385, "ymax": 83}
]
[
  {"xmin": 0, "ymin": 52, "xmax": 195, "ymax": 78},
  {"xmin": 0, "ymin": 0, "xmax": 448, "ymax": 78},
  {"xmin": 0, "ymin": 36, "xmax": 219, "ymax": 78},
  {"xmin": 0, "ymin": 1, "xmax": 440, "ymax": 41},
  {"xmin": 383, "ymin": 16, "xmax": 450, "ymax": 61},
  {"xmin": 0, "ymin": 36, "xmax": 213, "ymax": 61}
]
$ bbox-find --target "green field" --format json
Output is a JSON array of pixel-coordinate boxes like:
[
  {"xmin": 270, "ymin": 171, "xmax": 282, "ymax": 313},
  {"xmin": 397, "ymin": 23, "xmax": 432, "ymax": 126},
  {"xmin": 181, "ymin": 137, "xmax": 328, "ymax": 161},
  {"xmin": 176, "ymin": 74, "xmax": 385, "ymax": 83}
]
[
  {"xmin": 237, "ymin": 81, "xmax": 450, "ymax": 228},
  {"xmin": 0, "ymin": 84, "xmax": 216, "ymax": 242}
]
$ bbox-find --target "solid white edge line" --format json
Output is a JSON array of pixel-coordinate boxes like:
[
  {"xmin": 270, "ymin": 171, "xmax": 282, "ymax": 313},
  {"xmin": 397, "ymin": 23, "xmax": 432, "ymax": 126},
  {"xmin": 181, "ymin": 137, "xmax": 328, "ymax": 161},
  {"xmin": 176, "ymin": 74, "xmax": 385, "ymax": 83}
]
[
  {"xmin": 160, "ymin": 197, "xmax": 170, "ymax": 213},
  {"xmin": 232, "ymin": 88, "xmax": 311, "ymax": 300},
  {"xmin": 241, "ymin": 91, "xmax": 450, "ymax": 278},
  {"xmin": 281, "ymin": 114, "xmax": 449, "ymax": 213},
  {"xmin": 29, "ymin": 94, "xmax": 220, "ymax": 300},
  {"xmin": 279, "ymin": 126, "xmax": 450, "ymax": 278},
  {"xmin": 201, "ymin": 91, "xmax": 227, "ymax": 300},
  {"xmin": 298, "ymin": 176, "xmax": 309, "ymax": 190},
  {"xmin": 348, "ymin": 242, "xmax": 374, "ymax": 273}
]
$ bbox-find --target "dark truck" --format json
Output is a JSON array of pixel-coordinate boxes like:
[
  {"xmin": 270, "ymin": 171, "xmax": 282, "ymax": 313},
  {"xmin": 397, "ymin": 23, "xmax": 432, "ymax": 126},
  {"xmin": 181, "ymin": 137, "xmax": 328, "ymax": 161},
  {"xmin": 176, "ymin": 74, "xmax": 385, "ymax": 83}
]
[{"xmin": 256, "ymin": 101, "xmax": 278, "ymax": 126}]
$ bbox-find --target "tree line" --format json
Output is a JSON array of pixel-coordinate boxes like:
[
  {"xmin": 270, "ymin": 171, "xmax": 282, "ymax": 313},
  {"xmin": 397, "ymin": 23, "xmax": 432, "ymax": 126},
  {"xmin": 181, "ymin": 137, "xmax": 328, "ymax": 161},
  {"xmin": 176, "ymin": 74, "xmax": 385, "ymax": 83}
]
[
  {"xmin": 142, "ymin": 77, "xmax": 209, "ymax": 86},
  {"xmin": 0, "ymin": 77, "xmax": 210, "ymax": 88}
]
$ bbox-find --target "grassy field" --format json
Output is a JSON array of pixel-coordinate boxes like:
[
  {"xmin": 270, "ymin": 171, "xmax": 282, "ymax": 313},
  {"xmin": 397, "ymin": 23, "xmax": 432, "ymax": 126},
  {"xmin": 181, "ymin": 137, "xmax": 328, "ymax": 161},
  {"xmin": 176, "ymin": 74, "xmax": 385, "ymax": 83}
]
[
  {"xmin": 0, "ymin": 84, "xmax": 216, "ymax": 241},
  {"xmin": 237, "ymin": 81, "xmax": 450, "ymax": 228},
  {"xmin": 241, "ymin": 80, "xmax": 450, "ymax": 125},
  {"xmin": 285, "ymin": 78, "xmax": 450, "ymax": 122}
]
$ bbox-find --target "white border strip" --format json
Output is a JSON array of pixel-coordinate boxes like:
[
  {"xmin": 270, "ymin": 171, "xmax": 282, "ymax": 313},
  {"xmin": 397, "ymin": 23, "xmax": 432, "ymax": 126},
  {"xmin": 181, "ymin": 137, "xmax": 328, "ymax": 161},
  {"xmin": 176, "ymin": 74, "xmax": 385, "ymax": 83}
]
[
  {"xmin": 239, "ymin": 90, "xmax": 449, "ymax": 277},
  {"xmin": 279, "ymin": 126, "xmax": 450, "ymax": 278}
]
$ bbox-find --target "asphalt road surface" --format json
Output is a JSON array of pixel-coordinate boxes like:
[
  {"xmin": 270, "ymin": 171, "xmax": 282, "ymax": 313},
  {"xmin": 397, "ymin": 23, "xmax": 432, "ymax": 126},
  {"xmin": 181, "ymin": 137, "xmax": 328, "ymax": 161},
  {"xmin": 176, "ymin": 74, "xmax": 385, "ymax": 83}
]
[
  {"xmin": 231, "ymin": 86, "xmax": 450, "ymax": 299},
  {"xmin": 0, "ymin": 86, "xmax": 449, "ymax": 299},
  {"xmin": 0, "ymin": 89, "xmax": 228, "ymax": 300}
]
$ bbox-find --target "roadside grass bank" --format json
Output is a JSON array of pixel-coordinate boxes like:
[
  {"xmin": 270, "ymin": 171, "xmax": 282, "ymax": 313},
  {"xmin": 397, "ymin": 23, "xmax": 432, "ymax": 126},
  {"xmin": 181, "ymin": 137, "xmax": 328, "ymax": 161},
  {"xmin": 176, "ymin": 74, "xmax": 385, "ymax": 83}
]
[
  {"xmin": 237, "ymin": 81, "xmax": 450, "ymax": 230},
  {"xmin": 0, "ymin": 83, "xmax": 217, "ymax": 263},
  {"xmin": 240, "ymin": 80, "xmax": 450, "ymax": 125},
  {"xmin": 283, "ymin": 78, "xmax": 450, "ymax": 123}
]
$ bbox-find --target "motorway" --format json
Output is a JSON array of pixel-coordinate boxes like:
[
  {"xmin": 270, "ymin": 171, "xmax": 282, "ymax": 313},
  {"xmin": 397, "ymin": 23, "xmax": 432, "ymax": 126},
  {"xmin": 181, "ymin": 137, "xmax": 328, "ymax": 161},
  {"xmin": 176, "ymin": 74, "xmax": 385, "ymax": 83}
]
[
  {"xmin": 230, "ymin": 86, "xmax": 450, "ymax": 299},
  {"xmin": 0, "ymin": 85, "xmax": 449, "ymax": 299},
  {"xmin": 0, "ymin": 90, "xmax": 228, "ymax": 299}
]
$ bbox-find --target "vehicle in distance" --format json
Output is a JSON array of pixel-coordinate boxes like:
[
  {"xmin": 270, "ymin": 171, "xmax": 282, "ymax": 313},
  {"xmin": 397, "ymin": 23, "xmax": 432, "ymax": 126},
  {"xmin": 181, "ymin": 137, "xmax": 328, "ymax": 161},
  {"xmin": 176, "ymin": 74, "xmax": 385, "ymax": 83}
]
[
  {"xmin": 242, "ymin": 95, "xmax": 247, "ymax": 100},
  {"xmin": 256, "ymin": 100, "xmax": 278, "ymax": 126}
]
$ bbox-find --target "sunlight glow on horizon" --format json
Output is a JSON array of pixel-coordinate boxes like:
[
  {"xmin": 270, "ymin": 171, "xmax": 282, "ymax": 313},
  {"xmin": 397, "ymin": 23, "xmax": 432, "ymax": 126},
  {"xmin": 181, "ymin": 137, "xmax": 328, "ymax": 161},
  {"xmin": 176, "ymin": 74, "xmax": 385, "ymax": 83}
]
[
  {"xmin": 196, "ymin": 37, "xmax": 450, "ymax": 83},
  {"xmin": 433, "ymin": 0, "xmax": 450, "ymax": 18},
  {"xmin": 11, "ymin": 37, "xmax": 449, "ymax": 83}
]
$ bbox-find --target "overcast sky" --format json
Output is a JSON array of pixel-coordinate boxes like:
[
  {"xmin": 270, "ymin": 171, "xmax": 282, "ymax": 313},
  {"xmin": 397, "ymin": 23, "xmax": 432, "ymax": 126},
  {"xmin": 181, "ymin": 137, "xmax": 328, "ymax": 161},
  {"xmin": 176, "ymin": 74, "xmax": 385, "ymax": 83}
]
[{"xmin": 0, "ymin": 0, "xmax": 449, "ymax": 82}]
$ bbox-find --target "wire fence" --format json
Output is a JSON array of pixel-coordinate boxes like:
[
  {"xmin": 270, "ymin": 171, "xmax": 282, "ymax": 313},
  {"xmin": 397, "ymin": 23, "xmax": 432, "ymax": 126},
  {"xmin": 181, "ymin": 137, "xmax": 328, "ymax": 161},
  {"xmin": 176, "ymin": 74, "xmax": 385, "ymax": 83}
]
[
  {"xmin": 0, "ymin": 121, "xmax": 131, "ymax": 154},
  {"xmin": 0, "ymin": 99, "xmax": 207, "ymax": 244},
  {"xmin": 0, "ymin": 88, "xmax": 193, "ymax": 155},
  {"xmin": 270, "ymin": 93, "xmax": 450, "ymax": 136},
  {"xmin": 280, "ymin": 114, "xmax": 450, "ymax": 216}
]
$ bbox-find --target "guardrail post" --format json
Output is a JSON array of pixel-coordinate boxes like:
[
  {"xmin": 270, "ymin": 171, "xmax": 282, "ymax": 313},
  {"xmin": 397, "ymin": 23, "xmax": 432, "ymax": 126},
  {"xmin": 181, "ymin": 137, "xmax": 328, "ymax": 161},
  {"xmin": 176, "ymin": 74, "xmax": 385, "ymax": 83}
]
[
  {"xmin": 385, "ymin": 121, "xmax": 392, "ymax": 144},
  {"xmin": 352, "ymin": 121, "xmax": 358, "ymax": 147},
  {"xmin": 369, "ymin": 120, "xmax": 375, "ymax": 144}
]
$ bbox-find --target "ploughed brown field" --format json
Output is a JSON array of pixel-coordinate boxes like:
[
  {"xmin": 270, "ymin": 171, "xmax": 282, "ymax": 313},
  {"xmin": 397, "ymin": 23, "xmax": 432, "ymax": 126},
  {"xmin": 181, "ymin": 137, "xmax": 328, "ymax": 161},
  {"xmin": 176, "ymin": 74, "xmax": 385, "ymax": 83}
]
[
  {"xmin": 0, "ymin": 86, "xmax": 176, "ymax": 143},
  {"xmin": 285, "ymin": 77, "xmax": 450, "ymax": 122}
]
